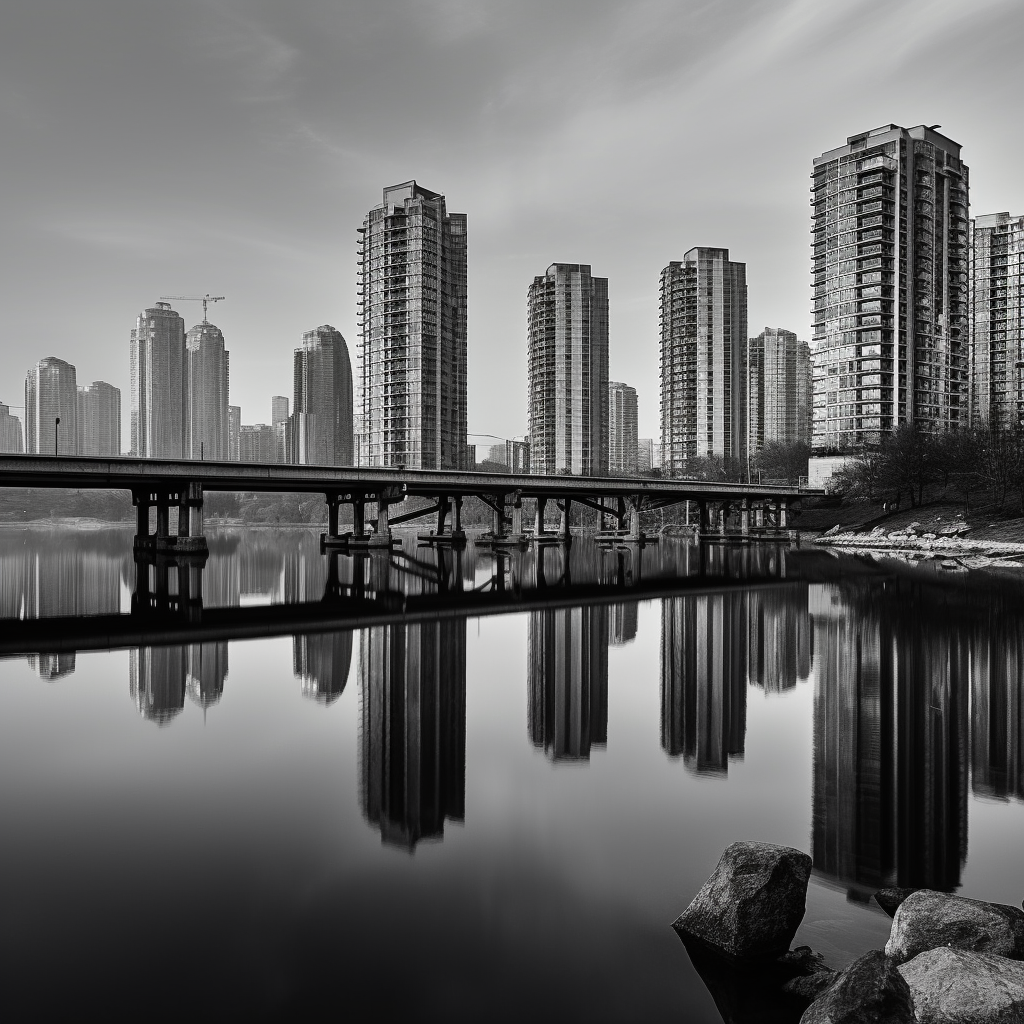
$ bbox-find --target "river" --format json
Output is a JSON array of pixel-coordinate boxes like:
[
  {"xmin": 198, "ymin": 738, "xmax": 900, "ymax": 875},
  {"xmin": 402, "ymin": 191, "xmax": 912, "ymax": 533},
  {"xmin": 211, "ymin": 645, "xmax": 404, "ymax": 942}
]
[{"xmin": 0, "ymin": 526, "xmax": 1021, "ymax": 1020}]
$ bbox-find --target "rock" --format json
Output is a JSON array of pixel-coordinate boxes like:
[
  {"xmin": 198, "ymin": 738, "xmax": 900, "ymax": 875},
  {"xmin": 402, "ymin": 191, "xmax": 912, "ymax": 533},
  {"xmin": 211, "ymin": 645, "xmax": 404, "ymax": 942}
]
[
  {"xmin": 923, "ymin": 532, "xmax": 937, "ymax": 539},
  {"xmin": 899, "ymin": 947, "xmax": 1024, "ymax": 1022},
  {"xmin": 823, "ymin": 525, "xmax": 841, "ymax": 537},
  {"xmin": 680, "ymin": 939, "xmax": 835, "ymax": 1023},
  {"xmin": 800, "ymin": 950, "xmax": 914, "ymax": 1023},
  {"xmin": 907, "ymin": 522, "xmax": 923, "ymax": 532},
  {"xmin": 873, "ymin": 887, "xmax": 922, "ymax": 919},
  {"xmin": 672, "ymin": 841, "xmax": 813, "ymax": 960},
  {"xmin": 885, "ymin": 890, "xmax": 1024, "ymax": 964}
]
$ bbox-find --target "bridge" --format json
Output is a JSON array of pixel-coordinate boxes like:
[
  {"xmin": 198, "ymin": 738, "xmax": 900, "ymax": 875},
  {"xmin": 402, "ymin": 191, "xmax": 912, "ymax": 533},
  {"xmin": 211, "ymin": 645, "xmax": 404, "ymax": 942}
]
[{"xmin": 0, "ymin": 454, "xmax": 819, "ymax": 554}]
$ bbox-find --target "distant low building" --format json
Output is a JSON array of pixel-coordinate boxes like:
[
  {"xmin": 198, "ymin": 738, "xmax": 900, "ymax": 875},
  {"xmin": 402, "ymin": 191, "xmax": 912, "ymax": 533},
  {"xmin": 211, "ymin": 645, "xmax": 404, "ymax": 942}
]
[
  {"xmin": 239, "ymin": 423, "xmax": 277, "ymax": 464},
  {"xmin": 228, "ymin": 405, "xmax": 241, "ymax": 461},
  {"xmin": 808, "ymin": 455, "xmax": 854, "ymax": 490},
  {"xmin": 0, "ymin": 402, "xmax": 24, "ymax": 453},
  {"xmin": 507, "ymin": 437, "xmax": 530, "ymax": 474},
  {"xmin": 638, "ymin": 438, "xmax": 653, "ymax": 473}
]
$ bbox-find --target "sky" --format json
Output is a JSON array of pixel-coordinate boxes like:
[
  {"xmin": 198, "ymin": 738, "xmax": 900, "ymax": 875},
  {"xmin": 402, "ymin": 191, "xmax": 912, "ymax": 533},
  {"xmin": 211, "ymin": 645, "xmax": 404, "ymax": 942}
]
[{"xmin": 2, "ymin": 0, "xmax": 1024, "ymax": 447}]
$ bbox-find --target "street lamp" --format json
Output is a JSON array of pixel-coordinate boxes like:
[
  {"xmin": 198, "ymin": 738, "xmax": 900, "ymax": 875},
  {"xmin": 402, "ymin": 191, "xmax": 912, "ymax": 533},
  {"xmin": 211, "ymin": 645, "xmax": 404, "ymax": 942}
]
[{"xmin": 54, "ymin": 416, "xmax": 60, "ymax": 458}]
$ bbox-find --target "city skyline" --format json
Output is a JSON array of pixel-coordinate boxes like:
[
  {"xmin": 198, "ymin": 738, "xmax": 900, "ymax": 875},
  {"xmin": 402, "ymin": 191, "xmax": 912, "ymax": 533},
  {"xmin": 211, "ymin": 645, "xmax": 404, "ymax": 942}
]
[{"xmin": 4, "ymin": 3, "xmax": 1020, "ymax": 449}]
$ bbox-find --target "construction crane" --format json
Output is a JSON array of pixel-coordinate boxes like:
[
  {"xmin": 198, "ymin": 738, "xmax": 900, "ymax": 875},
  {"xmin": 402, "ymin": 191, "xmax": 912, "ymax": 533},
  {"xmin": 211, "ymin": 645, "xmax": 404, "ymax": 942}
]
[{"xmin": 159, "ymin": 294, "xmax": 225, "ymax": 322}]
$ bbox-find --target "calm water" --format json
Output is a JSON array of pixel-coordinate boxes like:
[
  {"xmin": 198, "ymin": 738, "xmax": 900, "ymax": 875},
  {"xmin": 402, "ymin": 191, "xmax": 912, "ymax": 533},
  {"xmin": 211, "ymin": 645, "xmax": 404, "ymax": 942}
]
[{"xmin": 1, "ymin": 527, "xmax": 1022, "ymax": 1020}]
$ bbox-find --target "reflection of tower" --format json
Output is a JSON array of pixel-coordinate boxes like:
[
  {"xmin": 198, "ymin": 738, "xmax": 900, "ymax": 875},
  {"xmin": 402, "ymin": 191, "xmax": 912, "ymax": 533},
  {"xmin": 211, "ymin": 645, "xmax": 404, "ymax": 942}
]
[
  {"xmin": 186, "ymin": 644, "xmax": 228, "ymax": 709},
  {"xmin": 129, "ymin": 647, "xmax": 186, "ymax": 725},
  {"xmin": 528, "ymin": 606, "xmax": 609, "ymax": 761},
  {"xmin": 811, "ymin": 583, "xmax": 968, "ymax": 894},
  {"xmin": 359, "ymin": 621, "xmax": 467, "ymax": 848},
  {"xmin": 27, "ymin": 653, "xmax": 76, "ymax": 680},
  {"xmin": 294, "ymin": 631, "xmax": 353, "ymax": 705},
  {"xmin": 747, "ymin": 586, "xmax": 812, "ymax": 693},
  {"xmin": 660, "ymin": 594, "xmax": 747, "ymax": 776},
  {"xmin": 971, "ymin": 618, "xmax": 1024, "ymax": 802},
  {"xmin": 609, "ymin": 602, "xmax": 638, "ymax": 647}
]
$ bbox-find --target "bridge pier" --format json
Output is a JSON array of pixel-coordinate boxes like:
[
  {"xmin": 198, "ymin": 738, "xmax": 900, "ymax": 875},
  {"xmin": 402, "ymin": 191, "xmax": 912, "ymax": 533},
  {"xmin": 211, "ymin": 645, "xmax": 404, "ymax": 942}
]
[
  {"xmin": 134, "ymin": 482, "xmax": 206, "ymax": 556},
  {"xmin": 535, "ymin": 497, "xmax": 547, "ymax": 536}
]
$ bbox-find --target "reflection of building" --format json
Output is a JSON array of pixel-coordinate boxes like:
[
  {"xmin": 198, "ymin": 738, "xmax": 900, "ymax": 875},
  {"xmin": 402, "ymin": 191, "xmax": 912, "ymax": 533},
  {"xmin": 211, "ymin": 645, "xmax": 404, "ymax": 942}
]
[
  {"xmin": 294, "ymin": 632, "xmax": 353, "ymax": 704},
  {"xmin": 186, "ymin": 644, "xmax": 228, "ymax": 709},
  {"xmin": 971, "ymin": 619, "xmax": 1024, "ymax": 802},
  {"xmin": 660, "ymin": 594, "xmax": 747, "ymax": 776},
  {"xmin": 27, "ymin": 653, "xmax": 76, "ymax": 680},
  {"xmin": 811, "ymin": 584, "xmax": 968, "ymax": 894},
  {"xmin": 660, "ymin": 249, "xmax": 747, "ymax": 467},
  {"xmin": 131, "ymin": 301, "xmax": 185, "ymax": 458},
  {"xmin": 292, "ymin": 325, "xmax": 354, "ymax": 466},
  {"xmin": 357, "ymin": 181, "xmax": 467, "ymax": 470},
  {"xmin": 130, "ymin": 647, "xmax": 186, "ymax": 725},
  {"xmin": 608, "ymin": 381, "xmax": 638, "ymax": 475},
  {"xmin": 746, "ymin": 586, "xmax": 812, "ymax": 693},
  {"xmin": 359, "ymin": 620, "xmax": 467, "ymax": 848},
  {"xmin": 26, "ymin": 356, "xmax": 78, "ymax": 455},
  {"xmin": 527, "ymin": 263, "xmax": 609, "ymax": 476},
  {"xmin": 528, "ymin": 606, "xmax": 609, "ymax": 761},
  {"xmin": 77, "ymin": 381, "xmax": 121, "ymax": 456},
  {"xmin": 609, "ymin": 602, "xmax": 638, "ymax": 647},
  {"xmin": 184, "ymin": 321, "xmax": 230, "ymax": 460}
]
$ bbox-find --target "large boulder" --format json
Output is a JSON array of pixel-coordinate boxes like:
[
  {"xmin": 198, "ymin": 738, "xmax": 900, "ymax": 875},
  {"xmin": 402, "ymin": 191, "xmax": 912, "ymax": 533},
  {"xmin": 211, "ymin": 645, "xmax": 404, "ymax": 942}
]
[
  {"xmin": 898, "ymin": 947, "xmax": 1024, "ymax": 1023},
  {"xmin": 873, "ymin": 887, "xmax": 922, "ymax": 919},
  {"xmin": 672, "ymin": 842, "xmax": 812, "ymax": 960},
  {"xmin": 800, "ymin": 950, "xmax": 914, "ymax": 1023},
  {"xmin": 885, "ymin": 890, "xmax": 1024, "ymax": 964}
]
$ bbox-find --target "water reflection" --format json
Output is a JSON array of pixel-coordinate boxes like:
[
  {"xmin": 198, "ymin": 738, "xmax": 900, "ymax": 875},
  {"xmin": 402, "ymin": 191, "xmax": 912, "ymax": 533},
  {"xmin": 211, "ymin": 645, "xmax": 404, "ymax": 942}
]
[
  {"xmin": 528, "ymin": 606, "xmax": 609, "ymax": 762},
  {"xmin": 2, "ymin": 526, "xmax": 1024, "ymax": 892},
  {"xmin": 359, "ymin": 620, "xmax": 466, "ymax": 849}
]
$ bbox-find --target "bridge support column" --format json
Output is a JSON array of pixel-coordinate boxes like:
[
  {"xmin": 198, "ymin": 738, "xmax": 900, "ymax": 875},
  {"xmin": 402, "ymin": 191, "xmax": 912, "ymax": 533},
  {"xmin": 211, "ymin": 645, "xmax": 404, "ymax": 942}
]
[
  {"xmin": 352, "ymin": 498, "xmax": 365, "ymax": 537},
  {"xmin": 155, "ymin": 497, "xmax": 170, "ymax": 542},
  {"xmin": 453, "ymin": 496, "xmax": 464, "ymax": 537},
  {"xmin": 134, "ymin": 492, "xmax": 151, "ymax": 546},
  {"xmin": 535, "ymin": 497, "xmax": 547, "ymax": 536},
  {"xmin": 511, "ymin": 494, "xmax": 523, "ymax": 538},
  {"xmin": 326, "ymin": 493, "xmax": 341, "ymax": 539},
  {"xmin": 628, "ymin": 497, "xmax": 643, "ymax": 541},
  {"xmin": 696, "ymin": 500, "xmax": 709, "ymax": 538},
  {"xmin": 436, "ymin": 496, "xmax": 450, "ymax": 535},
  {"xmin": 779, "ymin": 500, "xmax": 789, "ymax": 530},
  {"xmin": 740, "ymin": 498, "xmax": 751, "ymax": 536},
  {"xmin": 720, "ymin": 502, "xmax": 732, "ymax": 536}
]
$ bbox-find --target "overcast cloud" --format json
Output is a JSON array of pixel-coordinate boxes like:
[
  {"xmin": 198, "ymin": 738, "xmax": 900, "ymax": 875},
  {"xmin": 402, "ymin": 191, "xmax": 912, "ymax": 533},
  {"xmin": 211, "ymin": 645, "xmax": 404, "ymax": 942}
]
[{"xmin": 2, "ymin": 0, "xmax": 1023, "ymax": 443}]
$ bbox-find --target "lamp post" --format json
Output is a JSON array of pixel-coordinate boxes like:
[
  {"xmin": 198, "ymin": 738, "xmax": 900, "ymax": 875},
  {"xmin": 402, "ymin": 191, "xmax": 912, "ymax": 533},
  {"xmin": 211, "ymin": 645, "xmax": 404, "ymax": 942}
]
[{"xmin": 54, "ymin": 416, "xmax": 60, "ymax": 458}]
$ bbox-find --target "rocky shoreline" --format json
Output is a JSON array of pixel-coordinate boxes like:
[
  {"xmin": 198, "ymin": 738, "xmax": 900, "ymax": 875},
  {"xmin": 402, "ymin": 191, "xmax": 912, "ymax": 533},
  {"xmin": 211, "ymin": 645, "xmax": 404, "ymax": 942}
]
[
  {"xmin": 674, "ymin": 841, "xmax": 1024, "ymax": 1022},
  {"xmin": 812, "ymin": 519, "xmax": 1024, "ymax": 570}
]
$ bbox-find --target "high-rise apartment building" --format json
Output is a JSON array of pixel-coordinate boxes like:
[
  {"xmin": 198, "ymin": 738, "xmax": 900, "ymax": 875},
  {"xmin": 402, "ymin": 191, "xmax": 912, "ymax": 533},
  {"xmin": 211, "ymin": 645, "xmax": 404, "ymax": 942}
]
[
  {"xmin": 608, "ymin": 381, "xmax": 638, "ymax": 475},
  {"xmin": 527, "ymin": 263, "xmax": 609, "ymax": 476},
  {"xmin": 660, "ymin": 249, "xmax": 747, "ymax": 469},
  {"xmin": 0, "ymin": 402, "xmax": 24, "ymax": 453},
  {"xmin": 292, "ymin": 325, "xmax": 353, "ymax": 466},
  {"xmin": 183, "ymin": 321, "xmax": 230, "ymax": 460},
  {"xmin": 271, "ymin": 396, "xmax": 290, "ymax": 464},
  {"xmin": 970, "ymin": 212, "xmax": 1024, "ymax": 429},
  {"xmin": 228, "ymin": 405, "xmax": 241, "ymax": 461},
  {"xmin": 811, "ymin": 125, "xmax": 970, "ymax": 450},
  {"xmin": 357, "ymin": 181, "xmax": 468, "ymax": 469},
  {"xmin": 506, "ymin": 437, "xmax": 530, "ymax": 473},
  {"xmin": 131, "ymin": 301, "xmax": 185, "ymax": 458},
  {"xmin": 747, "ymin": 328, "xmax": 812, "ymax": 455},
  {"xmin": 25, "ymin": 356, "xmax": 78, "ymax": 455},
  {"xmin": 76, "ymin": 381, "xmax": 121, "ymax": 456}
]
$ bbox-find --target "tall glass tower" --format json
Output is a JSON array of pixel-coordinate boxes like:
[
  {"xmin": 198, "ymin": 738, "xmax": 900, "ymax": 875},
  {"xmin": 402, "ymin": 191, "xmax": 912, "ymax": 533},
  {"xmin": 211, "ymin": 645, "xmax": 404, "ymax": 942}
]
[
  {"xmin": 527, "ymin": 263, "xmax": 609, "ymax": 476},
  {"xmin": 357, "ymin": 181, "xmax": 467, "ymax": 469},
  {"xmin": 77, "ymin": 381, "xmax": 121, "ymax": 456},
  {"xmin": 131, "ymin": 301, "xmax": 185, "ymax": 458},
  {"xmin": 25, "ymin": 356, "xmax": 78, "ymax": 455},
  {"xmin": 184, "ymin": 321, "xmax": 230, "ymax": 460},
  {"xmin": 811, "ymin": 125, "xmax": 970, "ymax": 450},
  {"xmin": 292, "ymin": 325, "xmax": 353, "ymax": 466}
]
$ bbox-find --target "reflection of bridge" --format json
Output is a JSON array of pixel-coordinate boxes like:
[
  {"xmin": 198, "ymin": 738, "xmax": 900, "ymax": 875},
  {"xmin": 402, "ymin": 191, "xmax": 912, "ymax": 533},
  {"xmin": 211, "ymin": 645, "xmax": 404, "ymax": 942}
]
[
  {"xmin": 0, "ymin": 540, "xmax": 807, "ymax": 657},
  {"xmin": 0, "ymin": 454, "xmax": 817, "ymax": 553}
]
